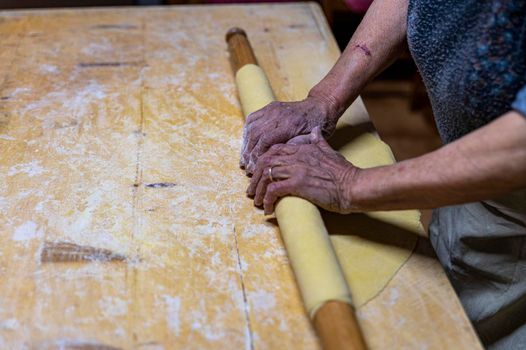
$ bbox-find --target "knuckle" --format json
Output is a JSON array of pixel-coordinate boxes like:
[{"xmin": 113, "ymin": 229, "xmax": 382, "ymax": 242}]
[
  {"xmin": 246, "ymin": 113, "xmax": 257, "ymax": 123},
  {"xmin": 243, "ymin": 129, "xmax": 256, "ymax": 142},
  {"xmin": 258, "ymin": 152, "xmax": 271, "ymax": 163},
  {"xmin": 263, "ymin": 192, "xmax": 276, "ymax": 204},
  {"xmin": 290, "ymin": 177, "xmax": 302, "ymax": 188},
  {"xmin": 255, "ymin": 162, "xmax": 268, "ymax": 175},
  {"xmin": 295, "ymin": 170, "xmax": 308, "ymax": 183},
  {"xmin": 259, "ymin": 136, "xmax": 271, "ymax": 148},
  {"xmin": 266, "ymin": 102, "xmax": 279, "ymax": 112},
  {"xmin": 247, "ymin": 110, "xmax": 265, "ymax": 124},
  {"xmin": 269, "ymin": 144, "xmax": 283, "ymax": 153},
  {"xmin": 266, "ymin": 182, "xmax": 279, "ymax": 194},
  {"xmin": 255, "ymin": 159, "xmax": 268, "ymax": 171}
]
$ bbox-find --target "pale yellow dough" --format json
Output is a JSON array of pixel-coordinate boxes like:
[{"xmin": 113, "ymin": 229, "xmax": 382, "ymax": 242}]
[
  {"xmin": 235, "ymin": 64, "xmax": 421, "ymax": 316},
  {"xmin": 328, "ymin": 132, "xmax": 422, "ymax": 306}
]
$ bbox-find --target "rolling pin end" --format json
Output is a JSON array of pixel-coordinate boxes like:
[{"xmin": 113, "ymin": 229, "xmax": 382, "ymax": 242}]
[
  {"xmin": 225, "ymin": 27, "xmax": 247, "ymax": 42},
  {"xmin": 225, "ymin": 27, "xmax": 257, "ymax": 72},
  {"xmin": 313, "ymin": 301, "xmax": 368, "ymax": 350}
]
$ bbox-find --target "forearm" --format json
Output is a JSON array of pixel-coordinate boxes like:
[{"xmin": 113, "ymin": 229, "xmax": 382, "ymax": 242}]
[
  {"xmin": 349, "ymin": 112, "xmax": 526, "ymax": 211},
  {"xmin": 309, "ymin": 0, "xmax": 409, "ymax": 119}
]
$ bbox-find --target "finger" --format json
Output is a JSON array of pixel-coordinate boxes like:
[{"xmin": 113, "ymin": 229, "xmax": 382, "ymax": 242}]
[
  {"xmin": 286, "ymin": 134, "xmax": 311, "ymax": 145},
  {"xmin": 254, "ymin": 165, "xmax": 291, "ymax": 206},
  {"xmin": 267, "ymin": 143, "xmax": 301, "ymax": 156},
  {"xmin": 242, "ymin": 108, "xmax": 274, "ymax": 168},
  {"xmin": 310, "ymin": 126, "xmax": 334, "ymax": 152},
  {"xmin": 247, "ymin": 147, "xmax": 290, "ymax": 196},
  {"xmin": 247, "ymin": 152, "xmax": 273, "ymax": 196},
  {"xmin": 247, "ymin": 132, "xmax": 298, "ymax": 174},
  {"xmin": 246, "ymin": 135, "xmax": 273, "ymax": 175},
  {"xmin": 240, "ymin": 127, "xmax": 249, "ymax": 167},
  {"xmin": 309, "ymin": 126, "xmax": 323, "ymax": 143},
  {"xmin": 245, "ymin": 110, "xmax": 264, "ymax": 126},
  {"xmin": 254, "ymin": 168, "xmax": 273, "ymax": 206},
  {"xmin": 263, "ymin": 179, "xmax": 297, "ymax": 215},
  {"xmin": 240, "ymin": 124, "xmax": 262, "ymax": 169},
  {"xmin": 246, "ymin": 136, "xmax": 279, "ymax": 174},
  {"xmin": 242, "ymin": 102, "xmax": 280, "ymax": 168}
]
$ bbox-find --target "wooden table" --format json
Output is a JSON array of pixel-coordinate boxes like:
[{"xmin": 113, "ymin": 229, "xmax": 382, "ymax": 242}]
[{"xmin": 0, "ymin": 4, "xmax": 482, "ymax": 349}]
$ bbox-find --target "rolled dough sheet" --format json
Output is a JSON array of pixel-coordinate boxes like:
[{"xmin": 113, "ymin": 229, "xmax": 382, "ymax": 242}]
[
  {"xmin": 328, "ymin": 132, "xmax": 421, "ymax": 306},
  {"xmin": 235, "ymin": 64, "xmax": 420, "ymax": 314}
]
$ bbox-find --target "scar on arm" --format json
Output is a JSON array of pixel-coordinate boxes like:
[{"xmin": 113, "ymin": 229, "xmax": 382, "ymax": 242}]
[{"xmin": 354, "ymin": 44, "xmax": 372, "ymax": 57}]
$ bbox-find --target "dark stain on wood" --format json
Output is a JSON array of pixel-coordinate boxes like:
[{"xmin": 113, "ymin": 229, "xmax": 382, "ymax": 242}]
[
  {"xmin": 288, "ymin": 23, "xmax": 307, "ymax": 29},
  {"xmin": 145, "ymin": 182, "xmax": 177, "ymax": 189},
  {"xmin": 0, "ymin": 111, "xmax": 10, "ymax": 129},
  {"xmin": 90, "ymin": 24, "xmax": 139, "ymax": 30},
  {"xmin": 40, "ymin": 341, "xmax": 123, "ymax": 350},
  {"xmin": 77, "ymin": 61, "xmax": 145, "ymax": 68},
  {"xmin": 132, "ymin": 130, "xmax": 147, "ymax": 136},
  {"xmin": 40, "ymin": 241, "xmax": 127, "ymax": 263}
]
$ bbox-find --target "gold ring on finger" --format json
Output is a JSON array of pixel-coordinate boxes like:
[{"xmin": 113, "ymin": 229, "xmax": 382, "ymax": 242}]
[{"xmin": 268, "ymin": 166, "xmax": 275, "ymax": 182}]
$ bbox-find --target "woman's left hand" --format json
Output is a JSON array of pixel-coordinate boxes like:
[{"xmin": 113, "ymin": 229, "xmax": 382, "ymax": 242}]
[{"xmin": 247, "ymin": 127, "xmax": 360, "ymax": 215}]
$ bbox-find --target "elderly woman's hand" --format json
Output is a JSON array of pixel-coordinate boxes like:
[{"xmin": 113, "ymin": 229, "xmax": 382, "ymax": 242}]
[
  {"xmin": 240, "ymin": 95, "xmax": 338, "ymax": 175},
  {"xmin": 247, "ymin": 127, "xmax": 360, "ymax": 215}
]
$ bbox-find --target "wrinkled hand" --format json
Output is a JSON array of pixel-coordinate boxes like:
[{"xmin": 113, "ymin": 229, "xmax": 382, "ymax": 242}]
[
  {"xmin": 247, "ymin": 127, "xmax": 360, "ymax": 215},
  {"xmin": 240, "ymin": 96, "xmax": 336, "ymax": 175}
]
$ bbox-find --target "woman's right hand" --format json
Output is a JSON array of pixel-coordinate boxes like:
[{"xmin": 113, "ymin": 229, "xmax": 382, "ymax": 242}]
[{"xmin": 240, "ymin": 95, "xmax": 339, "ymax": 175}]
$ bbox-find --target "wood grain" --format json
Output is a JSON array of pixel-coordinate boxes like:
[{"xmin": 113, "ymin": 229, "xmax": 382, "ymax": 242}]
[{"xmin": 0, "ymin": 4, "xmax": 482, "ymax": 349}]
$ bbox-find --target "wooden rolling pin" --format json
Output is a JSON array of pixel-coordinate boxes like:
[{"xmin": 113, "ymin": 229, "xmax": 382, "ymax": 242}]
[{"xmin": 225, "ymin": 27, "xmax": 367, "ymax": 350}]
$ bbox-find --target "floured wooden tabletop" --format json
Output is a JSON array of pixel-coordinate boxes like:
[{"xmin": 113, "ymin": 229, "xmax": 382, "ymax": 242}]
[{"xmin": 0, "ymin": 3, "xmax": 482, "ymax": 349}]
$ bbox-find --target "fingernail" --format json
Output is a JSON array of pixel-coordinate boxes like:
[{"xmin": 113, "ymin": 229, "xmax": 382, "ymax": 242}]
[{"xmin": 247, "ymin": 161, "xmax": 255, "ymax": 174}]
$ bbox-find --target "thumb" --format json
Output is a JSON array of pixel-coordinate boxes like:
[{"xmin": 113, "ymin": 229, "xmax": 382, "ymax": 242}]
[
  {"xmin": 309, "ymin": 126, "xmax": 323, "ymax": 143},
  {"xmin": 311, "ymin": 126, "xmax": 334, "ymax": 151},
  {"xmin": 287, "ymin": 134, "xmax": 311, "ymax": 145}
]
